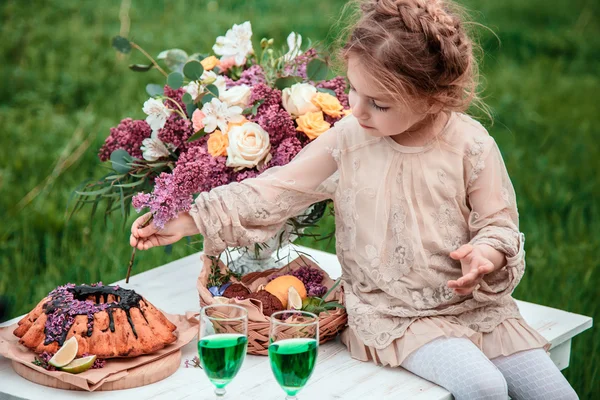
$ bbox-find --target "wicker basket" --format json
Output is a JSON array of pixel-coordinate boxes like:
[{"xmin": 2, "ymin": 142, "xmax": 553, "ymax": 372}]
[{"xmin": 197, "ymin": 254, "xmax": 348, "ymax": 355}]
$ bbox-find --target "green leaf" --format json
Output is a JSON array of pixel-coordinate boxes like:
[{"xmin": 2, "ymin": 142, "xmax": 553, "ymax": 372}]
[
  {"xmin": 110, "ymin": 149, "xmax": 132, "ymax": 174},
  {"xmin": 75, "ymin": 186, "xmax": 112, "ymax": 196},
  {"xmin": 201, "ymin": 93, "xmax": 215, "ymax": 105},
  {"xmin": 129, "ymin": 63, "xmax": 154, "ymax": 72},
  {"xmin": 275, "ymin": 76, "xmax": 302, "ymax": 90},
  {"xmin": 146, "ymin": 84, "xmax": 164, "ymax": 97},
  {"xmin": 186, "ymin": 102, "xmax": 198, "ymax": 118},
  {"xmin": 183, "ymin": 60, "xmax": 204, "ymax": 80},
  {"xmin": 112, "ymin": 36, "xmax": 131, "ymax": 54},
  {"xmin": 187, "ymin": 129, "xmax": 207, "ymax": 142},
  {"xmin": 157, "ymin": 49, "xmax": 189, "ymax": 73},
  {"xmin": 182, "ymin": 92, "xmax": 193, "ymax": 104},
  {"xmin": 167, "ymin": 72, "xmax": 184, "ymax": 89},
  {"xmin": 114, "ymin": 180, "xmax": 144, "ymax": 188},
  {"xmin": 307, "ymin": 59, "xmax": 328, "ymax": 81},
  {"xmin": 204, "ymin": 84, "xmax": 219, "ymax": 98},
  {"xmin": 317, "ymin": 87, "xmax": 337, "ymax": 97}
]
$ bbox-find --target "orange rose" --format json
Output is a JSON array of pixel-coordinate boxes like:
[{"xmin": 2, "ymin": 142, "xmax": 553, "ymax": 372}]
[
  {"xmin": 343, "ymin": 108, "xmax": 352, "ymax": 116},
  {"xmin": 207, "ymin": 130, "xmax": 229, "ymax": 157},
  {"xmin": 311, "ymin": 92, "xmax": 344, "ymax": 118},
  {"xmin": 201, "ymin": 56, "xmax": 220, "ymax": 71},
  {"xmin": 296, "ymin": 111, "xmax": 331, "ymax": 140}
]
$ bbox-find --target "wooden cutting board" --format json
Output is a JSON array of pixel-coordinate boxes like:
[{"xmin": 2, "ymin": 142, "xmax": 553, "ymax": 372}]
[{"xmin": 11, "ymin": 349, "xmax": 181, "ymax": 391}]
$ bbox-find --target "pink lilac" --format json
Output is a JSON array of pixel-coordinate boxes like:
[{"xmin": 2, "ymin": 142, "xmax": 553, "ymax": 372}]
[
  {"xmin": 249, "ymin": 83, "xmax": 283, "ymax": 109},
  {"xmin": 249, "ymin": 102, "xmax": 296, "ymax": 147},
  {"xmin": 98, "ymin": 118, "xmax": 151, "ymax": 161},
  {"xmin": 163, "ymin": 85, "xmax": 187, "ymax": 114},
  {"xmin": 269, "ymin": 137, "xmax": 303, "ymax": 168},
  {"xmin": 132, "ymin": 172, "xmax": 193, "ymax": 229},
  {"xmin": 157, "ymin": 114, "xmax": 194, "ymax": 151},
  {"xmin": 317, "ymin": 76, "xmax": 350, "ymax": 109},
  {"xmin": 132, "ymin": 146, "xmax": 231, "ymax": 227},
  {"xmin": 225, "ymin": 65, "xmax": 266, "ymax": 88},
  {"xmin": 233, "ymin": 169, "xmax": 259, "ymax": 182}
]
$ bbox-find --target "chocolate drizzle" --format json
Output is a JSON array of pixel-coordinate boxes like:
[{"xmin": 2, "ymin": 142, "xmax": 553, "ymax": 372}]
[{"xmin": 42, "ymin": 284, "xmax": 143, "ymax": 346}]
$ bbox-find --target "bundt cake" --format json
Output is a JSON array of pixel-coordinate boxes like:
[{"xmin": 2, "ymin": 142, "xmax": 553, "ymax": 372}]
[{"xmin": 13, "ymin": 283, "xmax": 177, "ymax": 358}]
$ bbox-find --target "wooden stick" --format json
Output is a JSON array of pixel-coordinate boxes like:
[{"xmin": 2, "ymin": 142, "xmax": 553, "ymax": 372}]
[{"xmin": 126, "ymin": 214, "xmax": 154, "ymax": 283}]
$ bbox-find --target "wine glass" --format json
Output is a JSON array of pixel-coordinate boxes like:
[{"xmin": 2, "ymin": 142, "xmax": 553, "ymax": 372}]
[
  {"xmin": 268, "ymin": 310, "xmax": 319, "ymax": 400},
  {"xmin": 198, "ymin": 304, "xmax": 248, "ymax": 398}
]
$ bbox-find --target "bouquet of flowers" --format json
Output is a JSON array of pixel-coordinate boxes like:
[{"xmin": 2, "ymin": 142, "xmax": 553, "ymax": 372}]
[{"xmin": 72, "ymin": 22, "xmax": 350, "ymax": 270}]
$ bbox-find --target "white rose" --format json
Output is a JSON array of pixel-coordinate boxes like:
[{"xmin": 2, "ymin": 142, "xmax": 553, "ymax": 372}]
[
  {"xmin": 226, "ymin": 122, "xmax": 272, "ymax": 171},
  {"xmin": 220, "ymin": 85, "xmax": 252, "ymax": 108},
  {"xmin": 282, "ymin": 83, "xmax": 319, "ymax": 117}
]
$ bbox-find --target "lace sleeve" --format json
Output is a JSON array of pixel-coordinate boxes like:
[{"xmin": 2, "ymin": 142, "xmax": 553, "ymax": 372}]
[
  {"xmin": 189, "ymin": 126, "xmax": 340, "ymax": 256},
  {"xmin": 466, "ymin": 138, "xmax": 526, "ymax": 302}
]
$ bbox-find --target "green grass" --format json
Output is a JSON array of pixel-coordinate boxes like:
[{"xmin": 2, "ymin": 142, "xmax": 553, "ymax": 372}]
[{"xmin": 1, "ymin": 0, "xmax": 598, "ymax": 397}]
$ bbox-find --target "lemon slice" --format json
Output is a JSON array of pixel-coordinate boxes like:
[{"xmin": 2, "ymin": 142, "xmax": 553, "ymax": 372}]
[
  {"xmin": 48, "ymin": 336, "xmax": 78, "ymax": 368},
  {"xmin": 61, "ymin": 355, "xmax": 97, "ymax": 374},
  {"xmin": 288, "ymin": 286, "xmax": 302, "ymax": 310}
]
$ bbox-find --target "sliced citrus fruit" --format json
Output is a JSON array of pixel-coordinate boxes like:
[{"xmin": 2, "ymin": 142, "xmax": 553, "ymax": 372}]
[
  {"xmin": 288, "ymin": 286, "xmax": 303, "ymax": 310},
  {"xmin": 61, "ymin": 355, "xmax": 97, "ymax": 374},
  {"xmin": 265, "ymin": 275, "xmax": 307, "ymax": 308},
  {"xmin": 48, "ymin": 336, "xmax": 78, "ymax": 368}
]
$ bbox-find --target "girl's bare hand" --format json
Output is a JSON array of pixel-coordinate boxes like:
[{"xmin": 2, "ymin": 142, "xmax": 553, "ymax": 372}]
[
  {"xmin": 129, "ymin": 212, "xmax": 198, "ymax": 250},
  {"xmin": 447, "ymin": 244, "xmax": 496, "ymax": 296}
]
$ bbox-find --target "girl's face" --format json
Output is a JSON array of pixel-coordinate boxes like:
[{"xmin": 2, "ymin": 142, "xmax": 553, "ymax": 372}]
[{"xmin": 346, "ymin": 55, "xmax": 431, "ymax": 139}]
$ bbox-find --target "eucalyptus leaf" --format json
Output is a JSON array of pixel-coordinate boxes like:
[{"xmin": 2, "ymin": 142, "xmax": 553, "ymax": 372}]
[
  {"xmin": 112, "ymin": 36, "xmax": 131, "ymax": 54},
  {"xmin": 317, "ymin": 87, "xmax": 337, "ymax": 97},
  {"xmin": 186, "ymin": 102, "xmax": 198, "ymax": 118},
  {"xmin": 183, "ymin": 60, "xmax": 204, "ymax": 80},
  {"xmin": 201, "ymin": 93, "xmax": 215, "ymax": 105},
  {"xmin": 187, "ymin": 129, "xmax": 207, "ymax": 143},
  {"xmin": 182, "ymin": 92, "xmax": 193, "ymax": 104},
  {"xmin": 167, "ymin": 72, "xmax": 184, "ymax": 89},
  {"xmin": 307, "ymin": 59, "xmax": 328, "ymax": 81},
  {"xmin": 129, "ymin": 63, "xmax": 154, "ymax": 72},
  {"xmin": 146, "ymin": 83, "xmax": 164, "ymax": 97},
  {"xmin": 114, "ymin": 180, "xmax": 145, "ymax": 188},
  {"xmin": 75, "ymin": 186, "xmax": 112, "ymax": 196},
  {"xmin": 275, "ymin": 76, "xmax": 302, "ymax": 90},
  {"xmin": 110, "ymin": 149, "xmax": 132, "ymax": 173},
  {"xmin": 157, "ymin": 48, "xmax": 189, "ymax": 73},
  {"xmin": 204, "ymin": 84, "xmax": 219, "ymax": 98}
]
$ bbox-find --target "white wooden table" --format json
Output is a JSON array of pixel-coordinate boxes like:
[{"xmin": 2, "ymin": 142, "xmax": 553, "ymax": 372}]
[{"xmin": 0, "ymin": 246, "xmax": 592, "ymax": 400}]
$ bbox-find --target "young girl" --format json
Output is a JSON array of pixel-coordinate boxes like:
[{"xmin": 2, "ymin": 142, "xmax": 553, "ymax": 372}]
[{"xmin": 131, "ymin": 0, "xmax": 578, "ymax": 398}]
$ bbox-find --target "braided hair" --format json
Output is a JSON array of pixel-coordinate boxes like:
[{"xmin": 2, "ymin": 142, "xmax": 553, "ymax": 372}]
[{"xmin": 335, "ymin": 0, "xmax": 488, "ymax": 116}]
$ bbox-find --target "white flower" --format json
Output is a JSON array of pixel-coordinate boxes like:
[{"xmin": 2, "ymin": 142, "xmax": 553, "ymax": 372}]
[
  {"xmin": 282, "ymin": 83, "xmax": 319, "ymax": 117},
  {"xmin": 202, "ymin": 71, "xmax": 227, "ymax": 95},
  {"xmin": 182, "ymin": 71, "xmax": 227, "ymax": 101},
  {"xmin": 283, "ymin": 32, "xmax": 303, "ymax": 62},
  {"xmin": 182, "ymin": 81, "xmax": 200, "ymax": 101},
  {"xmin": 201, "ymin": 97, "xmax": 245, "ymax": 134},
  {"xmin": 212, "ymin": 21, "xmax": 254, "ymax": 67},
  {"xmin": 142, "ymin": 98, "xmax": 172, "ymax": 133},
  {"xmin": 220, "ymin": 85, "xmax": 252, "ymax": 108},
  {"xmin": 141, "ymin": 132, "xmax": 171, "ymax": 161},
  {"xmin": 226, "ymin": 122, "xmax": 272, "ymax": 171}
]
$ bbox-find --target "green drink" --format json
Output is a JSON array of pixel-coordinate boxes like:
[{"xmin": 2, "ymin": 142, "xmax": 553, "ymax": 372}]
[
  {"xmin": 269, "ymin": 338, "xmax": 318, "ymax": 397},
  {"xmin": 198, "ymin": 333, "xmax": 248, "ymax": 388}
]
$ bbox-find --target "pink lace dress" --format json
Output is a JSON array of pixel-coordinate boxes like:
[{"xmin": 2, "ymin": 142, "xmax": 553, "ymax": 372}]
[{"xmin": 189, "ymin": 111, "xmax": 549, "ymax": 366}]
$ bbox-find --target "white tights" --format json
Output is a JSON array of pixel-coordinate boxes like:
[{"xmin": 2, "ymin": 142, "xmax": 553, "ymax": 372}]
[{"xmin": 400, "ymin": 337, "xmax": 578, "ymax": 400}]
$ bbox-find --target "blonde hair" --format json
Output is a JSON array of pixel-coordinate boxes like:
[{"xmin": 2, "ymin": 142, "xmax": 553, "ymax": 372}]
[{"xmin": 331, "ymin": 0, "xmax": 492, "ymax": 120}]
